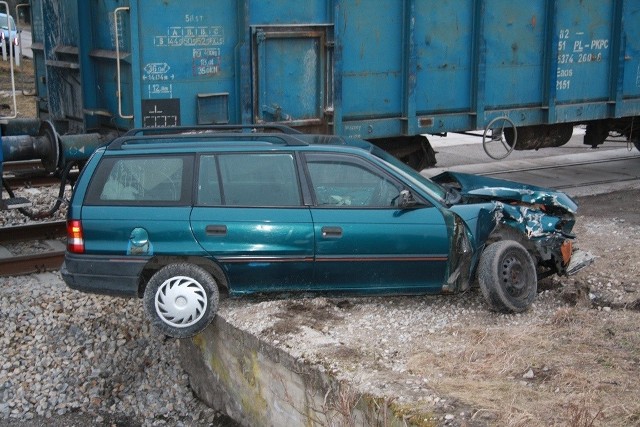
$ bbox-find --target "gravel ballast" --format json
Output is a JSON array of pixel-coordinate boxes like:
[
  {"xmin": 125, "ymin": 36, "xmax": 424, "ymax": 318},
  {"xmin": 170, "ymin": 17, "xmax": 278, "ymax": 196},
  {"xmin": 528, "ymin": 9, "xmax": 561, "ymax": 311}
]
[
  {"xmin": 0, "ymin": 272, "xmax": 229, "ymax": 426},
  {"xmin": 1, "ymin": 187, "xmax": 639, "ymax": 426}
]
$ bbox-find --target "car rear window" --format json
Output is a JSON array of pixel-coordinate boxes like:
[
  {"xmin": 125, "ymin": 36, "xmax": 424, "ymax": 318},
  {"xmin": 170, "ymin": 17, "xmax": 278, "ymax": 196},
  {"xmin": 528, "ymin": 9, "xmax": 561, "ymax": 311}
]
[
  {"xmin": 84, "ymin": 155, "xmax": 193, "ymax": 205},
  {"xmin": 1, "ymin": 14, "xmax": 16, "ymax": 31}
]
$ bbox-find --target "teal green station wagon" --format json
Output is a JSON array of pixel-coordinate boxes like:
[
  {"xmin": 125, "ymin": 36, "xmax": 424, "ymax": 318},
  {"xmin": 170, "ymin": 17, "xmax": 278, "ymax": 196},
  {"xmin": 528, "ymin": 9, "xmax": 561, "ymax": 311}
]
[{"xmin": 61, "ymin": 126, "xmax": 591, "ymax": 338}]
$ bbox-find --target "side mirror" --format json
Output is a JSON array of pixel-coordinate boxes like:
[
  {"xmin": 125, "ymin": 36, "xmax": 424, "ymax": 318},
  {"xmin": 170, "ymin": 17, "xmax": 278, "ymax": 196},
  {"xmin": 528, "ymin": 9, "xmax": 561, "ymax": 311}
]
[{"xmin": 398, "ymin": 189, "xmax": 417, "ymax": 209}]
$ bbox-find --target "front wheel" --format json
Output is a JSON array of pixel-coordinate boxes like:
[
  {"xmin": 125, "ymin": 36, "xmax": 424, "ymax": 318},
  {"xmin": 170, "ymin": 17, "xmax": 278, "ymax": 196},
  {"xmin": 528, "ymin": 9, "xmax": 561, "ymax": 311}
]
[
  {"xmin": 143, "ymin": 263, "xmax": 219, "ymax": 338},
  {"xmin": 478, "ymin": 240, "xmax": 537, "ymax": 313}
]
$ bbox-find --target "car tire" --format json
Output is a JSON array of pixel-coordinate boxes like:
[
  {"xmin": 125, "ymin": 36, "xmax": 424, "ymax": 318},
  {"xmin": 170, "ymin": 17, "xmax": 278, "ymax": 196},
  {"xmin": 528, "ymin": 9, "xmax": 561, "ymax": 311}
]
[
  {"xmin": 478, "ymin": 240, "xmax": 537, "ymax": 313},
  {"xmin": 143, "ymin": 263, "xmax": 219, "ymax": 338}
]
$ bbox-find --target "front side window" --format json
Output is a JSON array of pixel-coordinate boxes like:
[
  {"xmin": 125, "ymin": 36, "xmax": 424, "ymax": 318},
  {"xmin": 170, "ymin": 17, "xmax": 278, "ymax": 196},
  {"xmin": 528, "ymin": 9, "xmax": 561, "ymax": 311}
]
[
  {"xmin": 217, "ymin": 153, "xmax": 301, "ymax": 207},
  {"xmin": 305, "ymin": 155, "xmax": 402, "ymax": 207},
  {"xmin": 85, "ymin": 155, "xmax": 191, "ymax": 205}
]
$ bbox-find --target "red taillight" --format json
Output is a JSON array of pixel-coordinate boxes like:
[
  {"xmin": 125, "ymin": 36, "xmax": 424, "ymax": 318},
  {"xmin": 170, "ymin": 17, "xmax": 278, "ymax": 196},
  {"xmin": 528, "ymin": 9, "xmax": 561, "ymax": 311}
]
[{"xmin": 67, "ymin": 220, "xmax": 85, "ymax": 254}]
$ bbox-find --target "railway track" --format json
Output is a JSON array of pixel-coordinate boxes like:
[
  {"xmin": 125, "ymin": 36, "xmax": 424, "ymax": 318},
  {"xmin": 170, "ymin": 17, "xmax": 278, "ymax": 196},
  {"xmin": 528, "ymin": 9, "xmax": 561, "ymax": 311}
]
[
  {"xmin": 2, "ymin": 160, "xmax": 42, "ymax": 173},
  {"xmin": 2, "ymin": 160, "xmax": 78, "ymax": 187},
  {"xmin": 487, "ymin": 152, "xmax": 640, "ymax": 195},
  {"xmin": 0, "ymin": 220, "xmax": 66, "ymax": 276},
  {"xmin": 3, "ymin": 171, "xmax": 64, "ymax": 187},
  {"xmin": 426, "ymin": 147, "xmax": 640, "ymax": 196}
]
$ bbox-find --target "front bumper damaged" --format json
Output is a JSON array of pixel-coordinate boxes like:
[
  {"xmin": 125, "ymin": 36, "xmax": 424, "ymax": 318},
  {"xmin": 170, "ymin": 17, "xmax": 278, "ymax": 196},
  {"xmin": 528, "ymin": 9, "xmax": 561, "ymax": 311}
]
[{"xmin": 565, "ymin": 249, "xmax": 595, "ymax": 276}]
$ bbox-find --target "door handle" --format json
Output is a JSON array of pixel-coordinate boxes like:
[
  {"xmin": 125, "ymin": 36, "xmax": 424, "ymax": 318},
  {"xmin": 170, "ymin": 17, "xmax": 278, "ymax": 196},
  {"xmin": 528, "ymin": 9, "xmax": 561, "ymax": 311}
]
[
  {"xmin": 321, "ymin": 226, "xmax": 342, "ymax": 238},
  {"xmin": 205, "ymin": 225, "xmax": 227, "ymax": 236}
]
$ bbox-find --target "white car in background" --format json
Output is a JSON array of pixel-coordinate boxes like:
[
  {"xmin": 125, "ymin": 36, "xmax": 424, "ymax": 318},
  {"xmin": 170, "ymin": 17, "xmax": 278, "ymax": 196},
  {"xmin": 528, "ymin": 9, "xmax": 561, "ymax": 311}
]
[{"xmin": 1, "ymin": 12, "xmax": 19, "ymax": 56}]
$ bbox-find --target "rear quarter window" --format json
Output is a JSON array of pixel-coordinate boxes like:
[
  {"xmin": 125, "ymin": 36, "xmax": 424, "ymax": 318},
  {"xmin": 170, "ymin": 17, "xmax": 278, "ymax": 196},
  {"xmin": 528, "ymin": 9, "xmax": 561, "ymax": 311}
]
[{"xmin": 84, "ymin": 155, "xmax": 193, "ymax": 206}]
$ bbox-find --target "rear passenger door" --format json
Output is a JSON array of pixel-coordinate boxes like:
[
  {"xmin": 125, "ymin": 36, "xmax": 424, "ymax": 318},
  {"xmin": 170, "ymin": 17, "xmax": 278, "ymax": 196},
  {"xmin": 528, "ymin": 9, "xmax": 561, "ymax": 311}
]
[
  {"xmin": 190, "ymin": 152, "xmax": 315, "ymax": 292},
  {"xmin": 303, "ymin": 153, "xmax": 449, "ymax": 292},
  {"xmin": 81, "ymin": 154, "xmax": 198, "ymax": 256}
]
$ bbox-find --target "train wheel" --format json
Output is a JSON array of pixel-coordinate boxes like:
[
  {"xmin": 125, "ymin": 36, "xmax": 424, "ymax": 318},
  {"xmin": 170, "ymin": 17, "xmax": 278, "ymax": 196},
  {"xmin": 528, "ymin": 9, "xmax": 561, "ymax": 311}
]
[
  {"xmin": 402, "ymin": 141, "xmax": 437, "ymax": 170},
  {"xmin": 370, "ymin": 135, "xmax": 437, "ymax": 171}
]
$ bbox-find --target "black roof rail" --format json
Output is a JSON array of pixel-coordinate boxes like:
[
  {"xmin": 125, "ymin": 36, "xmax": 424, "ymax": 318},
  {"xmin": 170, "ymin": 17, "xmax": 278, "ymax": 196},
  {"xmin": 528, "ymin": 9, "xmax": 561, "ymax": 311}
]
[
  {"xmin": 107, "ymin": 125, "xmax": 309, "ymax": 150},
  {"xmin": 122, "ymin": 124, "xmax": 303, "ymax": 137}
]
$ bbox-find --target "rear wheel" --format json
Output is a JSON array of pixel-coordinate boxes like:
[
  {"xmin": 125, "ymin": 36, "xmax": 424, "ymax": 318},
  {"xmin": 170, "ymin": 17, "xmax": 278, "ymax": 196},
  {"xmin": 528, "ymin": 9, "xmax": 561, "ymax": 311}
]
[
  {"xmin": 143, "ymin": 263, "xmax": 219, "ymax": 338},
  {"xmin": 478, "ymin": 240, "xmax": 537, "ymax": 313}
]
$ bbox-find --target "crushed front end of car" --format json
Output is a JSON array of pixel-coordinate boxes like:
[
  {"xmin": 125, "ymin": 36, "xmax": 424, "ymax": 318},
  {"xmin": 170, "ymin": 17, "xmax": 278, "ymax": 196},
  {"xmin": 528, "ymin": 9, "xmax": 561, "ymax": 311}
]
[{"xmin": 433, "ymin": 171, "xmax": 594, "ymax": 283}]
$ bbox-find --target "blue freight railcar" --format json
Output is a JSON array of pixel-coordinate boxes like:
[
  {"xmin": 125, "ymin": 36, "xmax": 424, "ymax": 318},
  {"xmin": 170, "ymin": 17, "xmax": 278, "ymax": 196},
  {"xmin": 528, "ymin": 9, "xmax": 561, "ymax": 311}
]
[{"xmin": 19, "ymin": 0, "xmax": 640, "ymax": 168}]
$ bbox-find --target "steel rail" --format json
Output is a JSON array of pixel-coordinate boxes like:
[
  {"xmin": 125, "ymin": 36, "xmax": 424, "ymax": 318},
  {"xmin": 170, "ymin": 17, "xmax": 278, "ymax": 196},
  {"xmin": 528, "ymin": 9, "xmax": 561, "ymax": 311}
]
[
  {"xmin": 0, "ymin": 249, "xmax": 65, "ymax": 276},
  {"xmin": 477, "ymin": 153, "xmax": 640, "ymax": 177},
  {"xmin": 0, "ymin": 221, "xmax": 67, "ymax": 276},
  {"xmin": 1, "ymin": 160, "xmax": 43, "ymax": 173},
  {"xmin": 0, "ymin": 220, "xmax": 66, "ymax": 243},
  {"xmin": 3, "ymin": 174, "xmax": 64, "ymax": 187}
]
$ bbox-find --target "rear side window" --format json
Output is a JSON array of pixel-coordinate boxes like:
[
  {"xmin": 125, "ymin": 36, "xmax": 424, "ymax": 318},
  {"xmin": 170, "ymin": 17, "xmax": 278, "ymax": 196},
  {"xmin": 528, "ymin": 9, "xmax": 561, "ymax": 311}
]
[
  {"xmin": 210, "ymin": 153, "xmax": 301, "ymax": 207},
  {"xmin": 85, "ymin": 155, "xmax": 192, "ymax": 205}
]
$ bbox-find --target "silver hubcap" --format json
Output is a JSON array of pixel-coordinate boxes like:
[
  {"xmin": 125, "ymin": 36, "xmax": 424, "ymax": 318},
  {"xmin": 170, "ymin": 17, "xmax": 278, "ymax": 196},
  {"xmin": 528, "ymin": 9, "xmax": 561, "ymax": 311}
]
[{"xmin": 155, "ymin": 276, "xmax": 207, "ymax": 328}]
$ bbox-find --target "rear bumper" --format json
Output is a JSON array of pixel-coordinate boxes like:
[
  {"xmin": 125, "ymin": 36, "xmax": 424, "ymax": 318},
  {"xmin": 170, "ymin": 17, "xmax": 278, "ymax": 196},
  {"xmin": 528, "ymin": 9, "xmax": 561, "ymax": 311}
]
[{"xmin": 61, "ymin": 253, "xmax": 149, "ymax": 297}]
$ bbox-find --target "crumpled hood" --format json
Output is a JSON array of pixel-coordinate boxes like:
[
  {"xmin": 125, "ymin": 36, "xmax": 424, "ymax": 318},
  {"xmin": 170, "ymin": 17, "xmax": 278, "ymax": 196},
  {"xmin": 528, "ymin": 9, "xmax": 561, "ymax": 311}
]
[{"xmin": 432, "ymin": 171, "xmax": 578, "ymax": 213}]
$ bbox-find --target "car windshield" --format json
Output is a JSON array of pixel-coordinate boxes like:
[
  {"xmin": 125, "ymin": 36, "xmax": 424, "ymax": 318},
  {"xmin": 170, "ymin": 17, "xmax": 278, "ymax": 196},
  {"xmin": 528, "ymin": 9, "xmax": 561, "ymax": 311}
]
[
  {"xmin": 1, "ymin": 14, "xmax": 15, "ymax": 30},
  {"xmin": 369, "ymin": 145, "xmax": 448, "ymax": 203}
]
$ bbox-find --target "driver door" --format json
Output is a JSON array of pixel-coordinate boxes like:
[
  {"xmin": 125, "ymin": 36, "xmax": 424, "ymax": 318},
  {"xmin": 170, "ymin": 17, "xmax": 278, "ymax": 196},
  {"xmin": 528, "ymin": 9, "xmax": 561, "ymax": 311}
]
[{"xmin": 303, "ymin": 153, "xmax": 450, "ymax": 292}]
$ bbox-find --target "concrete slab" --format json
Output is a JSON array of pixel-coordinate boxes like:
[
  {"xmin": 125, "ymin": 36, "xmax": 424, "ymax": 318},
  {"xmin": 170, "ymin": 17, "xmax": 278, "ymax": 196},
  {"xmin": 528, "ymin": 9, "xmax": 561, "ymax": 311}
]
[{"xmin": 179, "ymin": 317, "xmax": 404, "ymax": 427}]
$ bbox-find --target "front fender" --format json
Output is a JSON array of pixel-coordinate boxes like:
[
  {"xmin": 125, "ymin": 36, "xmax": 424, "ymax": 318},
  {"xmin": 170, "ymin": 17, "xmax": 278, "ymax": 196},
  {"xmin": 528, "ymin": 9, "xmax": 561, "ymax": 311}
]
[{"xmin": 441, "ymin": 209, "xmax": 482, "ymax": 293}]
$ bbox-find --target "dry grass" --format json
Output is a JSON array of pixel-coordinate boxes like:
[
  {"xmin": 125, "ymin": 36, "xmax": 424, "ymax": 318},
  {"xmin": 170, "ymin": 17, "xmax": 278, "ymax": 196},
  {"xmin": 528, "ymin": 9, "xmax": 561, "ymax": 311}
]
[
  {"xmin": 0, "ymin": 57, "xmax": 37, "ymax": 118},
  {"xmin": 407, "ymin": 308, "xmax": 640, "ymax": 426}
]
